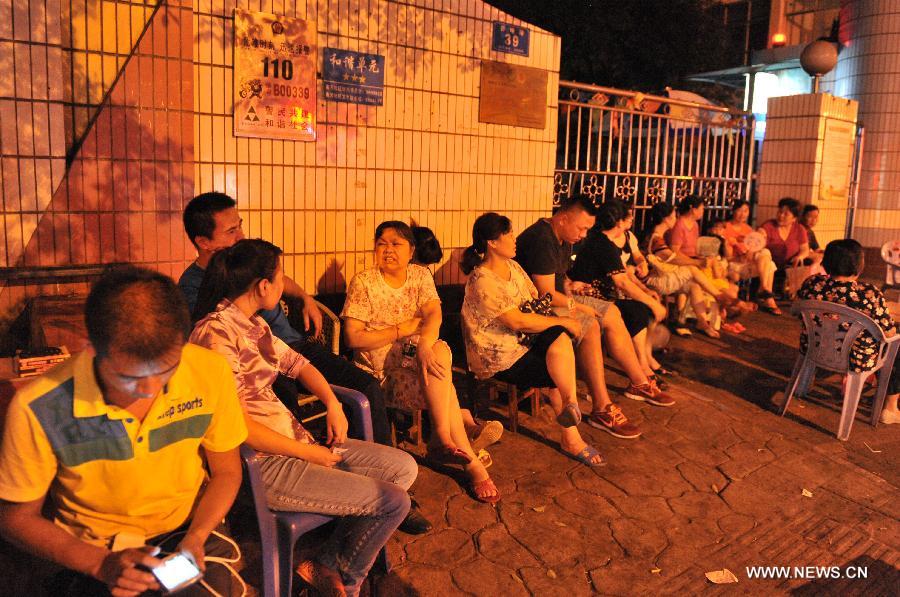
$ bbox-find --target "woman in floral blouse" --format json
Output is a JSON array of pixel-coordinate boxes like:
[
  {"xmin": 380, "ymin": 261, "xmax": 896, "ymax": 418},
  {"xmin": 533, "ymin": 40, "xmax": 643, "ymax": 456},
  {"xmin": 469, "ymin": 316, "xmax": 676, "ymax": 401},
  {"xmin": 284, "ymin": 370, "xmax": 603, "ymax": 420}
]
[
  {"xmin": 190, "ymin": 239, "xmax": 418, "ymax": 597},
  {"xmin": 342, "ymin": 221, "xmax": 499, "ymax": 503},
  {"xmin": 797, "ymin": 239, "xmax": 899, "ymax": 424},
  {"xmin": 461, "ymin": 212, "xmax": 604, "ymax": 466}
]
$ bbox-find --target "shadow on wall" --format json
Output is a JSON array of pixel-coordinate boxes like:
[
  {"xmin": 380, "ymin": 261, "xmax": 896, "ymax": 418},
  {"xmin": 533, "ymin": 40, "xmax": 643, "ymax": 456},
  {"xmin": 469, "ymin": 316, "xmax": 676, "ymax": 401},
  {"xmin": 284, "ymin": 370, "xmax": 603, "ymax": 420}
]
[
  {"xmin": 317, "ymin": 257, "xmax": 347, "ymax": 294},
  {"xmin": 0, "ymin": 1, "xmax": 191, "ymax": 346}
]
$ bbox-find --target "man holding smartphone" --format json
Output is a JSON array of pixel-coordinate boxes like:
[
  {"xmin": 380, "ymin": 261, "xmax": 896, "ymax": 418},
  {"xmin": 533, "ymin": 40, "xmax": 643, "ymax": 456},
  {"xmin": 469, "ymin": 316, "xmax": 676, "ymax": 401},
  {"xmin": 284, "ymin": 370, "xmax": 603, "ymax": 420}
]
[{"xmin": 0, "ymin": 267, "xmax": 248, "ymax": 596}]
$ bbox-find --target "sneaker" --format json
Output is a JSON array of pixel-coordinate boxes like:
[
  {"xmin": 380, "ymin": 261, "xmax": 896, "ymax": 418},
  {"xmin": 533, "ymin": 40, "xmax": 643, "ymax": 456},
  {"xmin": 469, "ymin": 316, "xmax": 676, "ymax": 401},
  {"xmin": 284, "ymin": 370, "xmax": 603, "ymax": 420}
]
[
  {"xmin": 880, "ymin": 409, "xmax": 900, "ymax": 425},
  {"xmin": 470, "ymin": 419, "xmax": 504, "ymax": 452},
  {"xmin": 296, "ymin": 560, "xmax": 347, "ymax": 597},
  {"xmin": 625, "ymin": 382, "xmax": 676, "ymax": 407},
  {"xmin": 588, "ymin": 404, "xmax": 642, "ymax": 439}
]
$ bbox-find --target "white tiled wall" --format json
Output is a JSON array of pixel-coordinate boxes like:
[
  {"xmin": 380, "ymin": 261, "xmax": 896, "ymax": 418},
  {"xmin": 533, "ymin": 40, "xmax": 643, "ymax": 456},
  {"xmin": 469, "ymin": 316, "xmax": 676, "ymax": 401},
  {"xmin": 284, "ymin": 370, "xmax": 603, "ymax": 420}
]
[{"xmin": 193, "ymin": 0, "xmax": 561, "ymax": 292}]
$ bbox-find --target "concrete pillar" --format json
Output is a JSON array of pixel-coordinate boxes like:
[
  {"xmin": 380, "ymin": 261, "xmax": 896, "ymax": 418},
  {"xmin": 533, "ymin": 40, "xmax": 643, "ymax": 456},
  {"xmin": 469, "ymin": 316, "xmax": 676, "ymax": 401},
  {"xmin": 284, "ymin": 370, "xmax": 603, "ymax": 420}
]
[
  {"xmin": 756, "ymin": 93, "xmax": 858, "ymax": 246},
  {"xmin": 833, "ymin": 0, "xmax": 900, "ymax": 248}
]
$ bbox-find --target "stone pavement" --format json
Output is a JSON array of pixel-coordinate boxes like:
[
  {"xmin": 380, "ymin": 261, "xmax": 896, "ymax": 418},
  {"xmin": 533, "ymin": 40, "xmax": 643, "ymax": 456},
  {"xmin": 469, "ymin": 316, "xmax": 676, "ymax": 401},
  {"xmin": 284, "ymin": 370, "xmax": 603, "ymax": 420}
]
[{"xmin": 375, "ymin": 309, "xmax": 900, "ymax": 596}]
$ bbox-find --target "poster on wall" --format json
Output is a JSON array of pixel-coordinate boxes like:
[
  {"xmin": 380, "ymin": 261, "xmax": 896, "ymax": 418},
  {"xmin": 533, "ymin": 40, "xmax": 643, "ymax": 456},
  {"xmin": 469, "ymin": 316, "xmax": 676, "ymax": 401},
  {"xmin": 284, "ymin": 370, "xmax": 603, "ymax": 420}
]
[
  {"xmin": 478, "ymin": 60, "xmax": 547, "ymax": 129},
  {"xmin": 233, "ymin": 8, "xmax": 317, "ymax": 141},
  {"xmin": 491, "ymin": 22, "xmax": 530, "ymax": 57},
  {"xmin": 819, "ymin": 119, "xmax": 855, "ymax": 204},
  {"xmin": 323, "ymin": 48, "xmax": 385, "ymax": 106}
]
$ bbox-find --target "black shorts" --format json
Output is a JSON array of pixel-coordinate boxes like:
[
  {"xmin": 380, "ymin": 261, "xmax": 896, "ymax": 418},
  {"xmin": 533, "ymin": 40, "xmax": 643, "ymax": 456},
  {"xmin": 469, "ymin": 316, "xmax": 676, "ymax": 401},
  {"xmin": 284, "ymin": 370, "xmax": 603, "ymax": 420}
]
[
  {"xmin": 616, "ymin": 299, "xmax": 653, "ymax": 337},
  {"xmin": 494, "ymin": 325, "xmax": 567, "ymax": 390}
]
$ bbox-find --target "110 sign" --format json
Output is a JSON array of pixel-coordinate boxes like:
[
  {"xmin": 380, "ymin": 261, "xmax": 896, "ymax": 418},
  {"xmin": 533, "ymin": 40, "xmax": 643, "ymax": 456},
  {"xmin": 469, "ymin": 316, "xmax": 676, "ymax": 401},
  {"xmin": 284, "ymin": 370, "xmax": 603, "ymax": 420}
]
[{"xmin": 262, "ymin": 57, "xmax": 294, "ymax": 80}]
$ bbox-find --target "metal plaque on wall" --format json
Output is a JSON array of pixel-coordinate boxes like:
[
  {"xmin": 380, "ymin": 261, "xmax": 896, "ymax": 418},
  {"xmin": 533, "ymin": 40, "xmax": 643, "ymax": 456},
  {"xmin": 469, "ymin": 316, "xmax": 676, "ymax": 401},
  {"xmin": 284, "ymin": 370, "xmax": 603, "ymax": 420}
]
[
  {"xmin": 323, "ymin": 48, "xmax": 385, "ymax": 106},
  {"xmin": 478, "ymin": 60, "xmax": 548, "ymax": 129},
  {"xmin": 233, "ymin": 8, "xmax": 317, "ymax": 141}
]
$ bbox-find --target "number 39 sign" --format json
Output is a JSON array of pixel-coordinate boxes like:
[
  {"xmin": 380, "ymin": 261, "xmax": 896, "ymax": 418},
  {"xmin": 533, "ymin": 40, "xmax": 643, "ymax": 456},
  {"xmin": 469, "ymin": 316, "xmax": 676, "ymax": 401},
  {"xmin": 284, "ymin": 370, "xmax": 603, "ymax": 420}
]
[{"xmin": 233, "ymin": 9, "xmax": 317, "ymax": 141}]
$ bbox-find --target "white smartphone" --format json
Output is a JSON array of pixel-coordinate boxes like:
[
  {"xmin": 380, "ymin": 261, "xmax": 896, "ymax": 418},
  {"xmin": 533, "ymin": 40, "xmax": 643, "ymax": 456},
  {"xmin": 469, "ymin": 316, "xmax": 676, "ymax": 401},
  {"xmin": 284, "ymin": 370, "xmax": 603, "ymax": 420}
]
[{"xmin": 151, "ymin": 551, "xmax": 203, "ymax": 593}]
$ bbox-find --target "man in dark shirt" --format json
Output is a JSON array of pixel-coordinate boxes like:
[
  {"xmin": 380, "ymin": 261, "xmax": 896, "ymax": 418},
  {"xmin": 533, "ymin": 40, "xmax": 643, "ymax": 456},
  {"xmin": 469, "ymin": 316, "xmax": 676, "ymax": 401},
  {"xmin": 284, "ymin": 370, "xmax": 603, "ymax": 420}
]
[
  {"xmin": 515, "ymin": 194, "xmax": 663, "ymax": 438},
  {"xmin": 801, "ymin": 204, "xmax": 825, "ymax": 266},
  {"xmin": 178, "ymin": 192, "xmax": 431, "ymax": 534}
]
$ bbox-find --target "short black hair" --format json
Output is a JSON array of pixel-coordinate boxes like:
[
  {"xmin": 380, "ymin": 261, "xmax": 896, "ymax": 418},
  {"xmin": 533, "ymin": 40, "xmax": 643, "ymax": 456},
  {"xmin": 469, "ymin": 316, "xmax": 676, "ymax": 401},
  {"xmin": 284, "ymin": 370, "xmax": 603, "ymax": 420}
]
[
  {"xmin": 778, "ymin": 197, "xmax": 802, "ymax": 218},
  {"xmin": 822, "ymin": 239, "xmax": 864, "ymax": 277},
  {"xmin": 596, "ymin": 198, "xmax": 629, "ymax": 231},
  {"xmin": 730, "ymin": 199, "xmax": 750, "ymax": 217},
  {"xmin": 555, "ymin": 194, "xmax": 597, "ymax": 216},
  {"xmin": 374, "ymin": 221, "xmax": 416, "ymax": 246},
  {"xmin": 86, "ymin": 266, "xmax": 190, "ymax": 360},
  {"xmin": 677, "ymin": 194, "xmax": 705, "ymax": 215},
  {"xmin": 802, "ymin": 204, "xmax": 819, "ymax": 217},
  {"xmin": 412, "ymin": 225, "xmax": 443, "ymax": 265},
  {"xmin": 183, "ymin": 192, "xmax": 237, "ymax": 247}
]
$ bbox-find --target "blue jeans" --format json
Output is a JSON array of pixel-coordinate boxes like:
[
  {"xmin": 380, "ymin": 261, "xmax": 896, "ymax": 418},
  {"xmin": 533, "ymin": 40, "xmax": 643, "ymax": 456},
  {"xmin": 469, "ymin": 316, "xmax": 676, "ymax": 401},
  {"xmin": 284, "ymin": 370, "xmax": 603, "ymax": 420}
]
[{"xmin": 258, "ymin": 439, "xmax": 416, "ymax": 595}]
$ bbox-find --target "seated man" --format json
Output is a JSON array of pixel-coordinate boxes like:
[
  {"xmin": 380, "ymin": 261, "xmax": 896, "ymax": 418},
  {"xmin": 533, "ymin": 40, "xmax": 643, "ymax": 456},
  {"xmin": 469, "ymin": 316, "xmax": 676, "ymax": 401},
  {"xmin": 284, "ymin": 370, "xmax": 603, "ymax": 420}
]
[
  {"xmin": 515, "ymin": 195, "xmax": 674, "ymax": 438},
  {"xmin": 179, "ymin": 192, "xmax": 392, "ymax": 441},
  {"xmin": 0, "ymin": 266, "xmax": 247, "ymax": 596},
  {"xmin": 179, "ymin": 192, "xmax": 430, "ymax": 533}
]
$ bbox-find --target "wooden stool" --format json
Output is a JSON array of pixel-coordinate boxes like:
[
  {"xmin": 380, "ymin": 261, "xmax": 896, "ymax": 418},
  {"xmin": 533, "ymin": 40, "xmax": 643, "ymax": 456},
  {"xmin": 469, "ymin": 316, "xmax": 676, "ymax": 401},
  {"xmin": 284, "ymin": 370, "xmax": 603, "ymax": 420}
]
[{"xmin": 483, "ymin": 378, "xmax": 543, "ymax": 433}]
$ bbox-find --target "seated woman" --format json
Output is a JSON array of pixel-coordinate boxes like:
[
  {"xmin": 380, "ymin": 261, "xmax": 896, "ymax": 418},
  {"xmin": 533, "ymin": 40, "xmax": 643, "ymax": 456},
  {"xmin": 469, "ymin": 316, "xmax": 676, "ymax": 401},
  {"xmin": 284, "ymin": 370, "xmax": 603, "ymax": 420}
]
[
  {"xmin": 411, "ymin": 223, "xmax": 504, "ymax": 454},
  {"xmin": 666, "ymin": 194, "xmax": 705, "ymax": 259},
  {"xmin": 342, "ymin": 221, "xmax": 499, "ymax": 503},
  {"xmin": 460, "ymin": 212, "xmax": 604, "ymax": 465},
  {"xmin": 644, "ymin": 202, "xmax": 750, "ymax": 338},
  {"xmin": 190, "ymin": 239, "xmax": 417, "ymax": 597},
  {"xmin": 759, "ymin": 197, "xmax": 812, "ymax": 313},
  {"xmin": 797, "ymin": 239, "xmax": 899, "ymax": 425},
  {"xmin": 567, "ymin": 199, "xmax": 672, "ymax": 398},
  {"xmin": 722, "ymin": 200, "xmax": 778, "ymax": 314}
]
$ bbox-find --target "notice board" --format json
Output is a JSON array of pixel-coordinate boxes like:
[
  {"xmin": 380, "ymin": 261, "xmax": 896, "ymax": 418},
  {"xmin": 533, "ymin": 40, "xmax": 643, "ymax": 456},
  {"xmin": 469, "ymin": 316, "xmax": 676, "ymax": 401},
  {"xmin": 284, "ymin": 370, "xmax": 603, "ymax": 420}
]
[
  {"xmin": 233, "ymin": 9, "xmax": 317, "ymax": 141},
  {"xmin": 478, "ymin": 60, "xmax": 548, "ymax": 129}
]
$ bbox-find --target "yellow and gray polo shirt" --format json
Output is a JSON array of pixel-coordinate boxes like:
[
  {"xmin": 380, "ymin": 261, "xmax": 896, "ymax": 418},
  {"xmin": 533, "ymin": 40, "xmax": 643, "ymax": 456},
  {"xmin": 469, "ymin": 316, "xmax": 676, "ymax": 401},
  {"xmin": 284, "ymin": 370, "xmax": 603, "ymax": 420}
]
[{"xmin": 0, "ymin": 344, "xmax": 247, "ymax": 546}]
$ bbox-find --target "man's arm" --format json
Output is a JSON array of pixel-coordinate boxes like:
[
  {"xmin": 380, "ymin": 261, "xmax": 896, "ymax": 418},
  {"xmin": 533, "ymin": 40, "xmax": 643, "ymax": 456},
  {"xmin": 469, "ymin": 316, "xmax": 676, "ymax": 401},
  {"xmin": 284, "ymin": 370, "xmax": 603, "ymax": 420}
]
[
  {"xmin": 176, "ymin": 446, "xmax": 243, "ymax": 570},
  {"xmin": 282, "ymin": 275, "xmax": 323, "ymax": 337},
  {"xmin": 531, "ymin": 273, "xmax": 568, "ymax": 308},
  {"xmin": 532, "ymin": 273, "xmax": 598, "ymax": 318},
  {"xmin": 0, "ymin": 498, "xmax": 163, "ymax": 596}
]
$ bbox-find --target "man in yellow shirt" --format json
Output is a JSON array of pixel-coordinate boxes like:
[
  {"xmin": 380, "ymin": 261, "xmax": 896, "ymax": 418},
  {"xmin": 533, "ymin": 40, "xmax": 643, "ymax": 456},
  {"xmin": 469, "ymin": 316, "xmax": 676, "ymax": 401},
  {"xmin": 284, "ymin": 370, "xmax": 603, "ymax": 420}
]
[{"xmin": 0, "ymin": 266, "xmax": 247, "ymax": 596}]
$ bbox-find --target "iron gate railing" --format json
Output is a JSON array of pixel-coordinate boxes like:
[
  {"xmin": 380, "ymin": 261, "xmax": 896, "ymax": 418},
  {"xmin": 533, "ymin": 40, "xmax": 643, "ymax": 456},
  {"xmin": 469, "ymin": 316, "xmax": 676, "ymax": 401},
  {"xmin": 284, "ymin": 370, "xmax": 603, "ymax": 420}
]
[{"xmin": 554, "ymin": 81, "xmax": 756, "ymax": 229}]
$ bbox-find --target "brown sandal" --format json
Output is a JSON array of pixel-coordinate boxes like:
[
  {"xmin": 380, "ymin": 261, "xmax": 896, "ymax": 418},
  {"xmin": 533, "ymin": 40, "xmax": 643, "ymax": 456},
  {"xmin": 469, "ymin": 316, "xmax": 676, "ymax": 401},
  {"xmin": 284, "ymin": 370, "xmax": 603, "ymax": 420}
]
[{"xmin": 469, "ymin": 477, "xmax": 501, "ymax": 504}]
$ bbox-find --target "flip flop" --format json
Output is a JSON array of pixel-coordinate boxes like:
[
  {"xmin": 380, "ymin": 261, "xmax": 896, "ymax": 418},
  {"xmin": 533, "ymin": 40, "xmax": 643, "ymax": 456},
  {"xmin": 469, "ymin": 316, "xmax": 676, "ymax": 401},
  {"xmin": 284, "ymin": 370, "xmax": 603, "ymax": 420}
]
[
  {"xmin": 470, "ymin": 420, "xmax": 504, "ymax": 452},
  {"xmin": 564, "ymin": 443, "xmax": 605, "ymax": 467},
  {"xmin": 469, "ymin": 477, "xmax": 501, "ymax": 504},
  {"xmin": 425, "ymin": 445, "xmax": 472, "ymax": 466},
  {"xmin": 673, "ymin": 327, "xmax": 693, "ymax": 337},
  {"xmin": 477, "ymin": 449, "xmax": 493, "ymax": 469},
  {"xmin": 652, "ymin": 366, "xmax": 676, "ymax": 377},
  {"xmin": 555, "ymin": 403, "xmax": 582, "ymax": 428}
]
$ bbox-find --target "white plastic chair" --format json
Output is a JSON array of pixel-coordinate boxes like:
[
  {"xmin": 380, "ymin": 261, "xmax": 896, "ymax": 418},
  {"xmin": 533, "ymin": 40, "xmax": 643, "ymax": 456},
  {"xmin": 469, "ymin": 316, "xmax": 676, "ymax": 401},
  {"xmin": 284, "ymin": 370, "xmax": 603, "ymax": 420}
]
[
  {"xmin": 781, "ymin": 300, "xmax": 900, "ymax": 440},
  {"xmin": 881, "ymin": 240, "xmax": 900, "ymax": 287}
]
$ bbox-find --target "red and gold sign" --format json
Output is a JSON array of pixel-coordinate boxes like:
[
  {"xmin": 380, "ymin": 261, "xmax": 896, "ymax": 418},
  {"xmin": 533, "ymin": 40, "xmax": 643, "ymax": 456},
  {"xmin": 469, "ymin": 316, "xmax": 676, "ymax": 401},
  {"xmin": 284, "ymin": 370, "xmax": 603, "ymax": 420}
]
[{"xmin": 233, "ymin": 8, "xmax": 317, "ymax": 141}]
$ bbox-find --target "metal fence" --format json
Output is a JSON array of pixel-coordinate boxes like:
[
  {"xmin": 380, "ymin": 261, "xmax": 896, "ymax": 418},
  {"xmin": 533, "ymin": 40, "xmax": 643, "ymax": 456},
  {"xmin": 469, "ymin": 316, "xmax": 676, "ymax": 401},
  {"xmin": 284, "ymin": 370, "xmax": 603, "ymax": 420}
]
[{"xmin": 554, "ymin": 81, "xmax": 756, "ymax": 230}]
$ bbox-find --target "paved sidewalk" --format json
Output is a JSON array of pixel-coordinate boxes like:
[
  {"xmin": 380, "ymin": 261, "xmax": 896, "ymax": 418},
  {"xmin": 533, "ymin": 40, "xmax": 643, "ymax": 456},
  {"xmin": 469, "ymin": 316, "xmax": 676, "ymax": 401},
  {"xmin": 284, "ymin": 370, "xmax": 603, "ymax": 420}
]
[{"xmin": 377, "ymin": 310, "xmax": 900, "ymax": 596}]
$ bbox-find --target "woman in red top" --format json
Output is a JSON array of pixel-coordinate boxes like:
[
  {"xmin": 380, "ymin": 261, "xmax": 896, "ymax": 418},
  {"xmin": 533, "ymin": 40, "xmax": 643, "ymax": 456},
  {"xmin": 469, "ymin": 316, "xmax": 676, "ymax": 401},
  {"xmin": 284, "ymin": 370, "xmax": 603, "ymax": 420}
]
[
  {"xmin": 666, "ymin": 195, "xmax": 704, "ymax": 259},
  {"xmin": 758, "ymin": 198, "xmax": 810, "ymax": 315},
  {"xmin": 759, "ymin": 198, "xmax": 810, "ymax": 269},
  {"xmin": 722, "ymin": 200, "xmax": 778, "ymax": 313}
]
